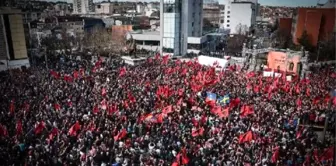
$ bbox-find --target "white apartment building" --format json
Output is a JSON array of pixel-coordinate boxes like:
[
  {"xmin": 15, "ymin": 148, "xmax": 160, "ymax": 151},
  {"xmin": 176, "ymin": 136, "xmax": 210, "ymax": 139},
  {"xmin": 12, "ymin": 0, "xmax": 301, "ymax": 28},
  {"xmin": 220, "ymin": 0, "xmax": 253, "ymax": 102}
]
[
  {"xmin": 160, "ymin": 0, "xmax": 203, "ymax": 56},
  {"xmin": 95, "ymin": 2, "xmax": 113, "ymax": 14},
  {"xmin": 73, "ymin": 0, "xmax": 94, "ymax": 14},
  {"xmin": 222, "ymin": 0, "xmax": 259, "ymax": 34}
]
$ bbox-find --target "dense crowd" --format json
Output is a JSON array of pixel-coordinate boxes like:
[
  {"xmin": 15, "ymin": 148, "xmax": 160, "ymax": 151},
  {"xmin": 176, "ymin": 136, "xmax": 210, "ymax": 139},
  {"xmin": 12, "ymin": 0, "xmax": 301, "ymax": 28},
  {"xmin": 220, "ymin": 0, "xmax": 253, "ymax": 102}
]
[{"xmin": 0, "ymin": 54, "xmax": 335, "ymax": 166}]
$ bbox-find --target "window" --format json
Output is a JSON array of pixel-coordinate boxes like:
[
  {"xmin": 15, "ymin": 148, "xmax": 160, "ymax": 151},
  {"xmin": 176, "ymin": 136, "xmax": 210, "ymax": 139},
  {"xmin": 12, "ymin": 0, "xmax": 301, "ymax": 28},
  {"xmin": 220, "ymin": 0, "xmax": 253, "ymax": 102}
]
[
  {"xmin": 192, "ymin": 22, "xmax": 194, "ymax": 27},
  {"xmin": 288, "ymin": 62, "xmax": 294, "ymax": 71},
  {"xmin": 227, "ymin": 15, "xmax": 230, "ymax": 18},
  {"xmin": 227, "ymin": 20, "xmax": 230, "ymax": 23},
  {"xmin": 227, "ymin": 11, "xmax": 230, "ymax": 14},
  {"xmin": 220, "ymin": 20, "xmax": 224, "ymax": 23},
  {"xmin": 227, "ymin": 24, "xmax": 230, "ymax": 27},
  {"xmin": 164, "ymin": 2, "xmax": 180, "ymax": 13}
]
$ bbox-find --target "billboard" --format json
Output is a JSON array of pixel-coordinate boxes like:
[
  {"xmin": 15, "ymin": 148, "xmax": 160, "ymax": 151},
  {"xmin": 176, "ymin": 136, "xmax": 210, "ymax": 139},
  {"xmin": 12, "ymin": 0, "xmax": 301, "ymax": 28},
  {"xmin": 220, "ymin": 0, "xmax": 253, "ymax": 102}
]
[{"xmin": 267, "ymin": 51, "xmax": 301, "ymax": 74}]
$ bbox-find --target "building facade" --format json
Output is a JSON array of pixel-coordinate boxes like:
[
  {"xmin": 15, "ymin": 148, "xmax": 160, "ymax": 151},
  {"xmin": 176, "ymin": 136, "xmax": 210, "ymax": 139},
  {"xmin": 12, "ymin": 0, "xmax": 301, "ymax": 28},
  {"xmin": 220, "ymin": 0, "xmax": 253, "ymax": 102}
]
[
  {"xmin": 95, "ymin": 2, "xmax": 113, "ymax": 14},
  {"xmin": 291, "ymin": 8, "xmax": 335, "ymax": 46},
  {"xmin": 222, "ymin": 0, "xmax": 259, "ymax": 34},
  {"xmin": 160, "ymin": 0, "xmax": 203, "ymax": 56},
  {"xmin": 203, "ymin": 3, "xmax": 221, "ymax": 27},
  {"xmin": 73, "ymin": 0, "xmax": 94, "ymax": 14},
  {"xmin": 0, "ymin": 7, "xmax": 28, "ymax": 61}
]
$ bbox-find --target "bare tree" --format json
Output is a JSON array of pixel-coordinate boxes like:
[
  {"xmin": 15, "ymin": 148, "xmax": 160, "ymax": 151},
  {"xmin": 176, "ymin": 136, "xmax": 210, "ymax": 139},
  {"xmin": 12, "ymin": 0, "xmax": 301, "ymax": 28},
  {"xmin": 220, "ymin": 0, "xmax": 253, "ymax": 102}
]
[
  {"xmin": 271, "ymin": 29, "xmax": 291, "ymax": 49},
  {"xmin": 226, "ymin": 34, "xmax": 247, "ymax": 54},
  {"xmin": 235, "ymin": 23, "xmax": 249, "ymax": 35}
]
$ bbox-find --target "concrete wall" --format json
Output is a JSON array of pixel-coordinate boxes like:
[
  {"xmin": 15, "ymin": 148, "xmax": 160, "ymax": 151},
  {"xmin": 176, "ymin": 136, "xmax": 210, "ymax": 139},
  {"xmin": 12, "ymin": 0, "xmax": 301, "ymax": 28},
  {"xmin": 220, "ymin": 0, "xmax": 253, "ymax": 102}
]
[
  {"xmin": 293, "ymin": 8, "xmax": 336, "ymax": 46},
  {"xmin": 230, "ymin": 3, "xmax": 253, "ymax": 34}
]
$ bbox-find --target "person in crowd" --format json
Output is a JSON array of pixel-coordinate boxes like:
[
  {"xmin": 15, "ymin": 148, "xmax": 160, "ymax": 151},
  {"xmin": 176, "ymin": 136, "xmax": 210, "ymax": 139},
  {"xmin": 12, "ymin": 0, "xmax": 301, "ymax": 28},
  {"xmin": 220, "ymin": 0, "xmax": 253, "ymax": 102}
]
[{"xmin": 0, "ymin": 54, "xmax": 334, "ymax": 166}]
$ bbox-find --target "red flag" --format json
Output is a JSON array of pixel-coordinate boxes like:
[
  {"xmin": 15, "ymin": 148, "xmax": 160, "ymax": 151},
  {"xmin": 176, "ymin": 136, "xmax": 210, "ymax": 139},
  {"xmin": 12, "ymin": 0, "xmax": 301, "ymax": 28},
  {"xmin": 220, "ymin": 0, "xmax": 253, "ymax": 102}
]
[
  {"xmin": 295, "ymin": 84, "xmax": 300, "ymax": 94},
  {"xmin": 86, "ymin": 121, "xmax": 96, "ymax": 132},
  {"xmin": 54, "ymin": 103, "xmax": 61, "ymax": 111},
  {"xmin": 63, "ymin": 74, "xmax": 73, "ymax": 82},
  {"xmin": 48, "ymin": 127, "xmax": 58, "ymax": 140},
  {"xmin": 100, "ymin": 99, "xmax": 107, "ymax": 110},
  {"xmin": 313, "ymin": 97, "xmax": 321, "ymax": 105},
  {"xmin": 240, "ymin": 105, "xmax": 254, "ymax": 117},
  {"xmin": 155, "ymin": 53, "xmax": 160, "ymax": 60},
  {"xmin": 271, "ymin": 146, "xmax": 280, "ymax": 163},
  {"xmin": 219, "ymin": 107, "xmax": 229, "ymax": 118},
  {"xmin": 246, "ymin": 83, "xmax": 252, "ymax": 90},
  {"xmin": 324, "ymin": 95, "xmax": 331, "ymax": 104},
  {"xmin": 93, "ymin": 105, "xmax": 99, "ymax": 114},
  {"xmin": 229, "ymin": 98, "xmax": 240, "ymax": 108},
  {"xmin": 303, "ymin": 155, "xmax": 311, "ymax": 166},
  {"xmin": 50, "ymin": 70, "xmax": 60, "ymax": 79},
  {"xmin": 108, "ymin": 104, "xmax": 117, "ymax": 115},
  {"xmin": 177, "ymin": 98, "xmax": 183, "ymax": 106},
  {"xmin": 306, "ymin": 88, "xmax": 311, "ymax": 96},
  {"xmin": 79, "ymin": 68, "xmax": 85, "ymax": 76},
  {"xmin": 191, "ymin": 127, "xmax": 205, "ymax": 137},
  {"xmin": 127, "ymin": 91, "xmax": 136, "ymax": 103},
  {"xmin": 114, "ymin": 129, "xmax": 127, "ymax": 141},
  {"xmin": 296, "ymin": 127, "xmax": 304, "ymax": 139},
  {"xmin": 147, "ymin": 57, "xmax": 153, "ymax": 63},
  {"xmin": 162, "ymin": 55, "xmax": 169, "ymax": 65},
  {"xmin": 9, "ymin": 99, "xmax": 15, "ymax": 115},
  {"xmin": 68, "ymin": 121, "xmax": 81, "ymax": 136},
  {"xmin": 162, "ymin": 105, "xmax": 173, "ymax": 114},
  {"xmin": 101, "ymin": 88, "xmax": 106, "ymax": 96},
  {"xmin": 156, "ymin": 114, "xmax": 164, "ymax": 124},
  {"xmin": 211, "ymin": 106, "xmax": 222, "ymax": 115},
  {"xmin": 73, "ymin": 70, "xmax": 79, "ymax": 79},
  {"xmin": 333, "ymin": 97, "xmax": 336, "ymax": 106},
  {"xmin": 246, "ymin": 72, "xmax": 255, "ymax": 78},
  {"xmin": 319, "ymin": 146, "xmax": 334, "ymax": 161},
  {"xmin": 0, "ymin": 125, "xmax": 8, "ymax": 137},
  {"xmin": 253, "ymin": 85, "xmax": 260, "ymax": 93},
  {"xmin": 119, "ymin": 67, "xmax": 127, "ymax": 77},
  {"xmin": 16, "ymin": 120, "xmax": 23, "ymax": 135},
  {"xmin": 296, "ymin": 98, "xmax": 302, "ymax": 108},
  {"xmin": 238, "ymin": 131, "xmax": 253, "ymax": 144},
  {"xmin": 175, "ymin": 148, "xmax": 189, "ymax": 165},
  {"xmin": 171, "ymin": 162, "xmax": 179, "ymax": 166},
  {"xmin": 34, "ymin": 121, "xmax": 46, "ymax": 135},
  {"xmin": 330, "ymin": 72, "xmax": 336, "ymax": 78}
]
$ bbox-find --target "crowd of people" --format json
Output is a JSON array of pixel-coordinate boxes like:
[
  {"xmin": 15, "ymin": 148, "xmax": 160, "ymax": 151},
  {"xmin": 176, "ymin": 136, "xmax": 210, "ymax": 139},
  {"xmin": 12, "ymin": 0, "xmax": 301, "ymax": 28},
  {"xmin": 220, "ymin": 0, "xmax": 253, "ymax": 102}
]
[{"xmin": 0, "ymin": 54, "xmax": 335, "ymax": 166}]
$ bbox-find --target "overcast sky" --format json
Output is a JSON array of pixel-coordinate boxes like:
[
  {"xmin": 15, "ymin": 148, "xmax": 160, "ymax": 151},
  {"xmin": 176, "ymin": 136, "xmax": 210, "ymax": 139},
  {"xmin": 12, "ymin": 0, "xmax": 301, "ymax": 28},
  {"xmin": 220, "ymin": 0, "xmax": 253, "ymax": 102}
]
[{"xmin": 48, "ymin": 0, "xmax": 328, "ymax": 7}]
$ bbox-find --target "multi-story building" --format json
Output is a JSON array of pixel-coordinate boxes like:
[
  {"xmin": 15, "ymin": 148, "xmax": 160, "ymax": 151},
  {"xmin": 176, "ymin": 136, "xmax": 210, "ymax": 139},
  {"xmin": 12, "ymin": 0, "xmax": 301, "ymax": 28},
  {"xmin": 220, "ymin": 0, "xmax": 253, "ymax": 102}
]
[
  {"xmin": 160, "ymin": 0, "xmax": 203, "ymax": 56},
  {"xmin": 222, "ymin": 0, "xmax": 259, "ymax": 34},
  {"xmin": 291, "ymin": 7, "xmax": 335, "ymax": 47},
  {"xmin": 54, "ymin": 2, "xmax": 71, "ymax": 16},
  {"xmin": 0, "ymin": 7, "xmax": 29, "ymax": 69},
  {"xmin": 73, "ymin": 0, "xmax": 94, "ymax": 14},
  {"xmin": 22, "ymin": 11, "xmax": 42, "ymax": 24},
  {"xmin": 95, "ymin": 2, "xmax": 113, "ymax": 15},
  {"xmin": 203, "ymin": 3, "xmax": 221, "ymax": 27},
  {"xmin": 219, "ymin": 4, "xmax": 225, "ymax": 28}
]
